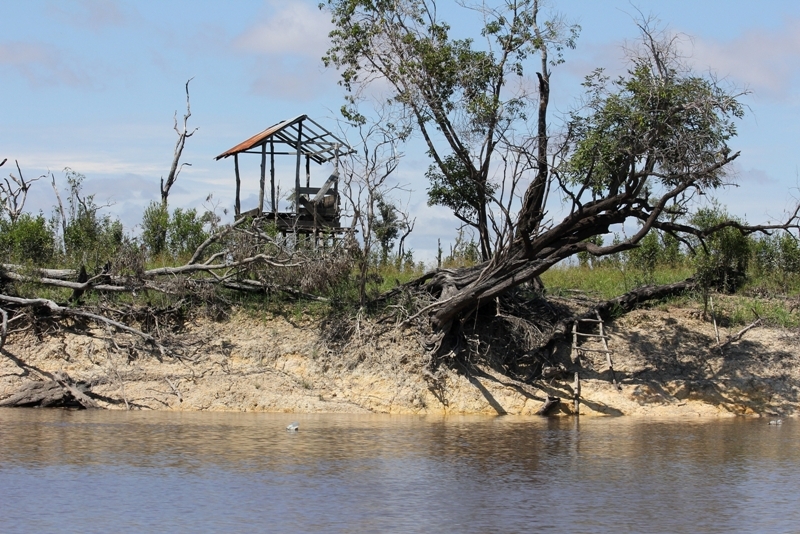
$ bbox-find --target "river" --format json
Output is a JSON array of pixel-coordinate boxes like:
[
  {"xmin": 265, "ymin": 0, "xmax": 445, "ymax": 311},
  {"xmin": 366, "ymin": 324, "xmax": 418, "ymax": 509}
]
[{"xmin": 0, "ymin": 408, "xmax": 797, "ymax": 533}]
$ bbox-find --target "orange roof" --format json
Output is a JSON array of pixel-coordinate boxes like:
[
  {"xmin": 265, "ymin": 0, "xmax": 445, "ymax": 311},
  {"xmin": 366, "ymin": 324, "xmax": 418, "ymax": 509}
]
[{"xmin": 215, "ymin": 115, "xmax": 351, "ymax": 164}]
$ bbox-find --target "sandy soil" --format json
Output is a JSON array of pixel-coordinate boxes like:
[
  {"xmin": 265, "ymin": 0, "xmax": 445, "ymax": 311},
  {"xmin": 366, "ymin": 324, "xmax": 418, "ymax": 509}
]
[{"xmin": 1, "ymin": 305, "xmax": 798, "ymax": 417}]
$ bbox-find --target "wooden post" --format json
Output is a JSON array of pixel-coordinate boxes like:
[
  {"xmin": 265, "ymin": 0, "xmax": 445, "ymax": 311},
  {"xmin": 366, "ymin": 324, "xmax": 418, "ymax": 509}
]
[
  {"xmin": 570, "ymin": 322, "xmax": 579, "ymax": 364},
  {"xmin": 306, "ymin": 154, "xmax": 311, "ymax": 188},
  {"xmin": 710, "ymin": 295, "xmax": 721, "ymax": 347},
  {"xmin": 270, "ymin": 138, "xmax": 276, "ymax": 213},
  {"xmin": 294, "ymin": 120, "xmax": 303, "ymax": 214},
  {"xmin": 597, "ymin": 311, "xmax": 621, "ymax": 391},
  {"xmin": 234, "ymin": 153, "xmax": 241, "ymax": 216},
  {"xmin": 573, "ymin": 372, "xmax": 581, "ymax": 415},
  {"xmin": 259, "ymin": 142, "xmax": 266, "ymax": 213}
]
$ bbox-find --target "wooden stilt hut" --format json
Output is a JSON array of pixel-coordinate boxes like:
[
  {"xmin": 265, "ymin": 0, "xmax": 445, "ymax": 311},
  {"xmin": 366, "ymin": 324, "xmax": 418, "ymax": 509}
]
[{"xmin": 215, "ymin": 115, "xmax": 352, "ymax": 235}]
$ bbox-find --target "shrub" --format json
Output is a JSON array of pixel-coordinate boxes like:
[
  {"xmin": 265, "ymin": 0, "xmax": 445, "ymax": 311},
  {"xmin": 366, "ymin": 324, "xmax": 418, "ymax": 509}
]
[
  {"xmin": 752, "ymin": 232, "xmax": 800, "ymax": 277},
  {"xmin": 690, "ymin": 205, "xmax": 751, "ymax": 293},
  {"xmin": 142, "ymin": 203, "xmax": 213, "ymax": 259},
  {"xmin": 168, "ymin": 207, "xmax": 210, "ymax": 258},
  {"xmin": 578, "ymin": 235, "xmax": 604, "ymax": 268},
  {"xmin": 627, "ymin": 231, "xmax": 660, "ymax": 283},
  {"xmin": 64, "ymin": 211, "xmax": 123, "ymax": 263},
  {"xmin": 0, "ymin": 213, "xmax": 56, "ymax": 265},
  {"xmin": 55, "ymin": 168, "xmax": 124, "ymax": 267},
  {"xmin": 141, "ymin": 201, "xmax": 169, "ymax": 256}
]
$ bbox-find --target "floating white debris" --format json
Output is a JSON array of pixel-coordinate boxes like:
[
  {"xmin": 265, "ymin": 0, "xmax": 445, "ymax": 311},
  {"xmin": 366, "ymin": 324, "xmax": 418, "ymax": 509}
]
[
  {"xmin": 286, "ymin": 422, "xmax": 299, "ymax": 432},
  {"xmin": 768, "ymin": 419, "xmax": 783, "ymax": 426}
]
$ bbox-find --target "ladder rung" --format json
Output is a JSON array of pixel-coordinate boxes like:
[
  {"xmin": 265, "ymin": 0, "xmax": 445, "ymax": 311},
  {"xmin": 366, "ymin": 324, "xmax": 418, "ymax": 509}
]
[
  {"xmin": 575, "ymin": 333, "xmax": 609, "ymax": 339},
  {"xmin": 576, "ymin": 347, "xmax": 612, "ymax": 353},
  {"xmin": 578, "ymin": 318, "xmax": 603, "ymax": 323}
]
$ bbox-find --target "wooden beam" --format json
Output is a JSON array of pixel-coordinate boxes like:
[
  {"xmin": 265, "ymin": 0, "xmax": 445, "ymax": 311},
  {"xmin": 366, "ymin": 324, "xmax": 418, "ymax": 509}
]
[
  {"xmin": 312, "ymin": 173, "xmax": 338, "ymax": 203},
  {"xmin": 294, "ymin": 120, "xmax": 303, "ymax": 214},
  {"xmin": 270, "ymin": 138, "xmax": 276, "ymax": 213},
  {"xmin": 234, "ymin": 153, "xmax": 241, "ymax": 216},
  {"xmin": 306, "ymin": 154, "xmax": 310, "ymax": 188},
  {"xmin": 259, "ymin": 142, "xmax": 266, "ymax": 213}
]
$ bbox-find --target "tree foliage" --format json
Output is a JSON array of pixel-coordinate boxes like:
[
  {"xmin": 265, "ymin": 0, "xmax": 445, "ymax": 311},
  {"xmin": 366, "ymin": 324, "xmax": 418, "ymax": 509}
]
[
  {"xmin": 373, "ymin": 194, "xmax": 400, "ymax": 263},
  {"xmin": 56, "ymin": 169, "xmax": 123, "ymax": 266},
  {"xmin": 322, "ymin": 0, "xmax": 578, "ymax": 260},
  {"xmin": 0, "ymin": 213, "xmax": 55, "ymax": 265},
  {"xmin": 690, "ymin": 205, "xmax": 751, "ymax": 293}
]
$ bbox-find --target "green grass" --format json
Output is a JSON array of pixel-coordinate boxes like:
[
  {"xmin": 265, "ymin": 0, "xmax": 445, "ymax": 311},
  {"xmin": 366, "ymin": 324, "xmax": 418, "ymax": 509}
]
[
  {"xmin": 712, "ymin": 294, "xmax": 800, "ymax": 328},
  {"xmin": 541, "ymin": 264, "xmax": 694, "ymax": 300},
  {"xmin": 541, "ymin": 263, "xmax": 800, "ymax": 328}
]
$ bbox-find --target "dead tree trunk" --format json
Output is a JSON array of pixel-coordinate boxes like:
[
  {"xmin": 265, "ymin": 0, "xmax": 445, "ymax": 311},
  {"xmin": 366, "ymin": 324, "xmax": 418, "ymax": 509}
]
[
  {"xmin": 0, "ymin": 372, "xmax": 98, "ymax": 409},
  {"xmin": 161, "ymin": 78, "xmax": 197, "ymax": 208}
]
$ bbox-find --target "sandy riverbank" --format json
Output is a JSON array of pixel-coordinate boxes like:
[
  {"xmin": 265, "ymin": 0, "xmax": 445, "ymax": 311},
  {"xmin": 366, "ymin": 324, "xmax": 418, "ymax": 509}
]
[{"xmin": 1, "ymin": 306, "xmax": 798, "ymax": 417}]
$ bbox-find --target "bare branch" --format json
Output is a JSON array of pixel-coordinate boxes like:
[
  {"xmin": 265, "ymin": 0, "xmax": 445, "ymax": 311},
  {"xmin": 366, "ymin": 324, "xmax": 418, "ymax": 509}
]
[
  {"xmin": 0, "ymin": 294, "xmax": 170, "ymax": 357},
  {"xmin": 161, "ymin": 78, "xmax": 197, "ymax": 207},
  {"xmin": 0, "ymin": 161, "xmax": 43, "ymax": 223}
]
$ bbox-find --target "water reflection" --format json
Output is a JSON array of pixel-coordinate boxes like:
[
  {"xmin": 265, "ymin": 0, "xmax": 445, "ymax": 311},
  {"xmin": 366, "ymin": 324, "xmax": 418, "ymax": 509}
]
[{"xmin": 0, "ymin": 409, "xmax": 797, "ymax": 533}]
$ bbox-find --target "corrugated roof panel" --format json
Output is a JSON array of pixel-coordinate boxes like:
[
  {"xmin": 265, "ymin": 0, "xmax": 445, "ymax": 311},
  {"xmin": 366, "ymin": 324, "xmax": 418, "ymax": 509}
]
[
  {"xmin": 215, "ymin": 115, "xmax": 306, "ymax": 160},
  {"xmin": 214, "ymin": 115, "xmax": 351, "ymax": 164}
]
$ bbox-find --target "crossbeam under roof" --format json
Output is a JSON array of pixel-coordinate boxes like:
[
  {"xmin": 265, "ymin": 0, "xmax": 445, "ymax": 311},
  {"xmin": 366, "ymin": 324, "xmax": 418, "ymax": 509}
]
[{"xmin": 215, "ymin": 115, "xmax": 352, "ymax": 218}]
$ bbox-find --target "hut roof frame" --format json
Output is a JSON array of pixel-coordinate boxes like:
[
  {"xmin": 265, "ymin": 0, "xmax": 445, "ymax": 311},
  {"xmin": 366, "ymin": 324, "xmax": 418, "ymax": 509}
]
[{"xmin": 214, "ymin": 115, "xmax": 352, "ymax": 164}]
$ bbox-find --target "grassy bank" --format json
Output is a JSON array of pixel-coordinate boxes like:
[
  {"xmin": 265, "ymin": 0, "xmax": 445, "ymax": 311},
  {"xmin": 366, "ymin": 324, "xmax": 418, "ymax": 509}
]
[{"xmin": 542, "ymin": 263, "xmax": 800, "ymax": 328}]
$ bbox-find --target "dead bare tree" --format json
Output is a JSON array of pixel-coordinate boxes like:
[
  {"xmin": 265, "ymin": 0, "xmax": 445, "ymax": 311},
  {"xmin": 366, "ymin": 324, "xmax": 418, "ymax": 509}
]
[
  {"xmin": 161, "ymin": 78, "xmax": 197, "ymax": 208},
  {"xmin": 0, "ymin": 160, "xmax": 42, "ymax": 223},
  {"xmin": 396, "ymin": 208, "xmax": 416, "ymax": 260},
  {"xmin": 339, "ymin": 105, "xmax": 409, "ymax": 303}
]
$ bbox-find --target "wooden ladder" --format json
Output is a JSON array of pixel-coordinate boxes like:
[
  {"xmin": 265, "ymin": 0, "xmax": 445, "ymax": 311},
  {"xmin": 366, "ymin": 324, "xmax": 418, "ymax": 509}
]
[{"xmin": 570, "ymin": 311, "xmax": 621, "ymax": 414}]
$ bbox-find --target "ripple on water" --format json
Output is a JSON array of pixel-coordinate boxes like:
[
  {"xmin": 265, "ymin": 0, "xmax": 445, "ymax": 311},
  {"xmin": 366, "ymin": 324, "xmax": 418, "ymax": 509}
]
[{"xmin": 0, "ymin": 409, "xmax": 798, "ymax": 533}]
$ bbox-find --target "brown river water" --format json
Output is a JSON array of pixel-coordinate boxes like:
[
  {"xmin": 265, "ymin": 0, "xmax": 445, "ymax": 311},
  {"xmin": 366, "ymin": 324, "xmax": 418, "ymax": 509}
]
[{"xmin": 0, "ymin": 408, "xmax": 798, "ymax": 533}]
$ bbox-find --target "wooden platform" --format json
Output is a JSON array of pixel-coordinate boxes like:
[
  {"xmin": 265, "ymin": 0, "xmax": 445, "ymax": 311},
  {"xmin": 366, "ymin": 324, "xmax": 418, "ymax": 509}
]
[{"xmin": 239, "ymin": 208, "xmax": 353, "ymax": 234}]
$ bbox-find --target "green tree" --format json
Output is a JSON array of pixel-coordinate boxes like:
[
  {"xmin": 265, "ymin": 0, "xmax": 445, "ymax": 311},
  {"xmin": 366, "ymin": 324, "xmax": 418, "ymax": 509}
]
[
  {"xmin": 577, "ymin": 235, "xmax": 604, "ymax": 268},
  {"xmin": 426, "ymin": 155, "xmax": 498, "ymax": 238},
  {"xmin": 373, "ymin": 195, "xmax": 399, "ymax": 264},
  {"xmin": 323, "ymin": 0, "xmax": 578, "ymax": 260},
  {"xmin": 627, "ymin": 230, "xmax": 661, "ymax": 284},
  {"xmin": 325, "ymin": 7, "xmax": 797, "ymax": 343},
  {"xmin": 167, "ymin": 207, "xmax": 210, "ymax": 259}
]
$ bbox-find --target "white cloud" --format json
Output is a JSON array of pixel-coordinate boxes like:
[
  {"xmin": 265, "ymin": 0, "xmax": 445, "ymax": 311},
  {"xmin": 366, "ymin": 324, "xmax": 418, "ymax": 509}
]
[
  {"xmin": 46, "ymin": 0, "xmax": 132, "ymax": 32},
  {"xmin": 9, "ymin": 151, "xmax": 164, "ymax": 177},
  {"xmin": 231, "ymin": 1, "xmax": 337, "ymax": 100},
  {"xmin": 234, "ymin": 1, "xmax": 333, "ymax": 59},
  {"xmin": 0, "ymin": 41, "xmax": 92, "ymax": 88},
  {"xmin": 688, "ymin": 19, "xmax": 800, "ymax": 100}
]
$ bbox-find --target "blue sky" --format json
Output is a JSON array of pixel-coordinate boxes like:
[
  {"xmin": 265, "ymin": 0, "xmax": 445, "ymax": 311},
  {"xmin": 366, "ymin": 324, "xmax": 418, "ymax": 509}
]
[{"xmin": 2, "ymin": 0, "xmax": 800, "ymax": 262}]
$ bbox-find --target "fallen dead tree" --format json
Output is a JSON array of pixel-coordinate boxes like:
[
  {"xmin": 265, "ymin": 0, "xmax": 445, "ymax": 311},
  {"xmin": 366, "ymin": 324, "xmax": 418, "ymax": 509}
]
[
  {"xmin": 0, "ymin": 214, "xmax": 351, "ymax": 299},
  {"xmin": 0, "ymin": 214, "xmax": 356, "ymax": 378},
  {"xmin": 0, "ymin": 371, "xmax": 98, "ymax": 409}
]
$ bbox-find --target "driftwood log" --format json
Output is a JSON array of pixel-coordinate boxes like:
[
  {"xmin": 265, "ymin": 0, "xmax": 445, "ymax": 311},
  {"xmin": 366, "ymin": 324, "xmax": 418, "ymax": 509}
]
[
  {"xmin": 0, "ymin": 372, "xmax": 98, "ymax": 409},
  {"xmin": 535, "ymin": 396, "xmax": 561, "ymax": 416}
]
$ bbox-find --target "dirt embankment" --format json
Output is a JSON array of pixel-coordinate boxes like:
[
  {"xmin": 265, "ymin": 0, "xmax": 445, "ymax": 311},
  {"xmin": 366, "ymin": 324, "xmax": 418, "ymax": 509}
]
[{"xmin": 1, "ymin": 306, "xmax": 798, "ymax": 417}]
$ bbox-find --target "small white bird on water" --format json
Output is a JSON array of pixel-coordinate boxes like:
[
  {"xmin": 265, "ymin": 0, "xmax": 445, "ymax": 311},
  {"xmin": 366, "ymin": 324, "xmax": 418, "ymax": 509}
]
[{"xmin": 286, "ymin": 422, "xmax": 299, "ymax": 432}]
